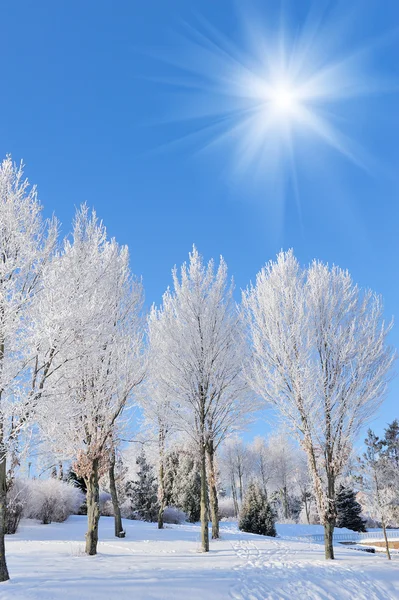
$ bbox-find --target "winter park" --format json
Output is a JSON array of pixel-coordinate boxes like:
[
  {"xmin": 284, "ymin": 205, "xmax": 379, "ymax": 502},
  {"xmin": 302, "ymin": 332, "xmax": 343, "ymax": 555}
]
[{"xmin": 1, "ymin": 1, "xmax": 399, "ymax": 599}]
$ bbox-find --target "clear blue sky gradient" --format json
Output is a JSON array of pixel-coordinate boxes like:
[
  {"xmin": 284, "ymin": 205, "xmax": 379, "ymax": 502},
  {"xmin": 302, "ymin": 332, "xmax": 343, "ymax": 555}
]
[{"xmin": 1, "ymin": 1, "xmax": 398, "ymax": 441}]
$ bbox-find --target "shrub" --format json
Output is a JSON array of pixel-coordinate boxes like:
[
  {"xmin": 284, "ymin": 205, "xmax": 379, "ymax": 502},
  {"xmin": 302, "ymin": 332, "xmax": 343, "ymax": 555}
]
[
  {"xmin": 162, "ymin": 506, "xmax": 187, "ymax": 524},
  {"xmin": 25, "ymin": 478, "xmax": 84, "ymax": 524},
  {"xmin": 239, "ymin": 482, "xmax": 276, "ymax": 537},
  {"xmin": 99, "ymin": 491, "xmax": 112, "ymax": 516},
  {"xmin": 5, "ymin": 479, "xmax": 30, "ymax": 534}
]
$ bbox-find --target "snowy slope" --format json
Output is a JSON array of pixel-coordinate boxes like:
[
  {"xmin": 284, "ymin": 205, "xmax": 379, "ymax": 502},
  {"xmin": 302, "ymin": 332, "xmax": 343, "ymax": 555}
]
[{"xmin": 1, "ymin": 516, "xmax": 398, "ymax": 600}]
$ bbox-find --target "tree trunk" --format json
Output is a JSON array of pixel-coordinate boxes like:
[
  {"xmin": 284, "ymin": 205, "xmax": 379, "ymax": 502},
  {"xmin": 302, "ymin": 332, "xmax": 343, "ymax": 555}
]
[
  {"xmin": 238, "ymin": 468, "xmax": 243, "ymax": 504},
  {"xmin": 200, "ymin": 439, "xmax": 209, "ymax": 552},
  {"xmin": 304, "ymin": 494, "xmax": 310, "ymax": 524},
  {"xmin": 109, "ymin": 450, "xmax": 124, "ymax": 538},
  {"xmin": 382, "ymin": 520, "xmax": 391, "ymax": 560},
  {"xmin": 157, "ymin": 427, "xmax": 166, "ymax": 530},
  {"xmin": 207, "ymin": 442, "xmax": 219, "ymax": 540},
  {"xmin": 283, "ymin": 485, "xmax": 289, "ymax": 519},
  {"xmin": 85, "ymin": 458, "xmax": 100, "ymax": 555},
  {"xmin": 324, "ymin": 518, "xmax": 335, "ymax": 560},
  {"xmin": 231, "ymin": 476, "xmax": 239, "ymax": 518},
  {"xmin": 0, "ymin": 448, "xmax": 10, "ymax": 581}
]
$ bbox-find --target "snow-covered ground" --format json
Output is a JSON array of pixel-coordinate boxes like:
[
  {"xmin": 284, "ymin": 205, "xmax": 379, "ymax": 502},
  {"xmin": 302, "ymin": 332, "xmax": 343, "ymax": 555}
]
[{"xmin": 2, "ymin": 516, "xmax": 399, "ymax": 600}]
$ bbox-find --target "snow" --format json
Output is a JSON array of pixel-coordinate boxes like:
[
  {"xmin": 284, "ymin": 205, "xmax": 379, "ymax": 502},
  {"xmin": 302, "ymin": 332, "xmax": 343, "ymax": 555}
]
[{"xmin": 2, "ymin": 516, "xmax": 399, "ymax": 600}]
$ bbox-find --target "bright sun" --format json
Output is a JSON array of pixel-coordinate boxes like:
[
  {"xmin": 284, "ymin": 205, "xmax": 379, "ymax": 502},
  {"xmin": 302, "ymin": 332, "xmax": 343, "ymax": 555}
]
[
  {"xmin": 161, "ymin": 4, "xmax": 387, "ymax": 183},
  {"xmin": 268, "ymin": 83, "xmax": 300, "ymax": 114}
]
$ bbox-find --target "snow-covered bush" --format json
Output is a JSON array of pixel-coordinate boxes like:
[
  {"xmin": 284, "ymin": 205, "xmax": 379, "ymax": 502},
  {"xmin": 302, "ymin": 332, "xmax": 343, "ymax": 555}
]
[
  {"xmin": 99, "ymin": 491, "xmax": 112, "ymax": 516},
  {"xmin": 5, "ymin": 479, "xmax": 30, "ymax": 534},
  {"xmin": 120, "ymin": 498, "xmax": 133, "ymax": 519},
  {"xmin": 162, "ymin": 506, "xmax": 186, "ymax": 524},
  {"xmin": 218, "ymin": 497, "xmax": 236, "ymax": 519},
  {"xmin": 25, "ymin": 479, "xmax": 84, "ymax": 524}
]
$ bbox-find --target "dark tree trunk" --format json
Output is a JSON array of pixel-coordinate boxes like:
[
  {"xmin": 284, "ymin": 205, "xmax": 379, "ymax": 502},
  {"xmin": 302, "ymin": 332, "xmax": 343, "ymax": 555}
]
[
  {"xmin": 109, "ymin": 450, "xmax": 124, "ymax": 538},
  {"xmin": 85, "ymin": 458, "xmax": 101, "ymax": 555},
  {"xmin": 382, "ymin": 520, "xmax": 391, "ymax": 560},
  {"xmin": 157, "ymin": 427, "xmax": 166, "ymax": 530},
  {"xmin": 323, "ymin": 467, "xmax": 337, "ymax": 560},
  {"xmin": 0, "ymin": 448, "xmax": 10, "ymax": 581},
  {"xmin": 324, "ymin": 518, "xmax": 334, "ymax": 560},
  {"xmin": 200, "ymin": 438, "xmax": 209, "ymax": 552},
  {"xmin": 283, "ymin": 485, "xmax": 289, "ymax": 519},
  {"xmin": 207, "ymin": 441, "xmax": 219, "ymax": 540}
]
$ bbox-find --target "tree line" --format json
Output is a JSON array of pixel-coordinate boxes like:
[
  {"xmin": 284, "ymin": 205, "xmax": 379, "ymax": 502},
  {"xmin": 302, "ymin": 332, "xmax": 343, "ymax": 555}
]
[{"xmin": 0, "ymin": 156, "xmax": 394, "ymax": 581}]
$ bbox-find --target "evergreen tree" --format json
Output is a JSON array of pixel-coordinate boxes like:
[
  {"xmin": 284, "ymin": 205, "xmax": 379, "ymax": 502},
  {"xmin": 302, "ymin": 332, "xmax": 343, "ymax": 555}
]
[
  {"xmin": 172, "ymin": 452, "xmax": 201, "ymax": 523},
  {"xmin": 239, "ymin": 482, "xmax": 276, "ymax": 537},
  {"xmin": 382, "ymin": 419, "xmax": 399, "ymax": 467},
  {"xmin": 336, "ymin": 484, "xmax": 366, "ymax": 532},
  {"xmin": 126, "ymin": 451, "xmax": 159, "ymax": 522},
  {"xmin": 67, "ymin": 468, "xmax": 87, "ymax": 494}
]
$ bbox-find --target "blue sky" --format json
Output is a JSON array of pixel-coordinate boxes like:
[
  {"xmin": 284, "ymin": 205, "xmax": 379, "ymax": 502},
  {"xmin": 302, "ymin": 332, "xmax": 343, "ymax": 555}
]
[{"xmin": 1, "ymin": 0, "xmax": 399, "ymax": 441}]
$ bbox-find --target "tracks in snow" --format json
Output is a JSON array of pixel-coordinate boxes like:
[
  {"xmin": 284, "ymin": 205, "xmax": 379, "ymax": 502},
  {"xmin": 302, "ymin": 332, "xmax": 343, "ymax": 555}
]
[{"xmin": 229, "ymin": 536, "xmax": 393, "ymax": 600}]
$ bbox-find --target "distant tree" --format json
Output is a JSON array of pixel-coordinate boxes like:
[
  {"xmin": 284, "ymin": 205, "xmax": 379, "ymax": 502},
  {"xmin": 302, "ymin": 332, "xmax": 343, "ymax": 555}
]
[
  {"xmin": 243, "ymin": 250, "xmax": 394, "ymax": 559},
  {"xmin": 336, "ymin": 484, "xmax": 366, "ymax": 532},
  {"xmin": 360, "ymin": 430, "xmax": 398, "ymax": 559},
  {"xmin": 382, "ymin": 419, "xmax": 399, "ymax": 467},
  {"xmin": 127, "ymin": 450, "xmax": 159, "ymax": 522},
  {"xmin": 249, "ymin": 437, "xmax": 274, "ymax": 500},
  {"xmin": 239, "ymin": 482, "xmax": 276, "ymax": 537},
  {"xmin": 220, "ymin": 437, "xmax": 253, "ymax": 516}
]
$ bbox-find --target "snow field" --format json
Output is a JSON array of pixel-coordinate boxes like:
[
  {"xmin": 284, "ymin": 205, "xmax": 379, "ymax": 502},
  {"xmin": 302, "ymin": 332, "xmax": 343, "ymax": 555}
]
[{"xmin": 1, "ymin": 517, "xmax": 399, "ymax": 600}]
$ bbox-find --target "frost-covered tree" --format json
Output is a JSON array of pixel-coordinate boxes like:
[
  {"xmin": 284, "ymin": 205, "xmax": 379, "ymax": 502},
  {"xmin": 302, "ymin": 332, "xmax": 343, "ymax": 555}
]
[
  {"xmin": 239, "ymin": 481, "xmax": 276, "ymax": 537},
  {"xmin": 36, "ymin": 206, "xmax": 144, "ymax": 555},
  {"xmin": 359, "ymin": 429, "xmax": 398, "ymax": 559},
  {"xmin": 249, "ymin": 436, "xmax": 274, "ymax": 499},
  {"xmin": 335, "ymin": 484, "xmax": 366, "ymax": 532},
  {"xmin": 0, "ymin": 156, "xmax": 57, "ymax": 581},
  {"xmin": 243, "ymin": 250, "xmax": 394, "ymax": 559},
  {"xmin": 292, "ymin": 452, "xmax": 315, "ymax": 525},
  {"xmin": 138, "ymin": 378, "xmax": 175, "ymax": 529},
  {"xmin": 267, "ymin": 431, "xmax": 298, "ymax": 521},
  {"xmin": 220, "ymin": 437, "xmax": 253, "ymax": 517},
  {"xmin": 148, "ymin": 247, "xmax": 248, "ymax": 550},
  {"xmin": 126, "ymin": 450, "xmax": 159, "ymax": 522}
]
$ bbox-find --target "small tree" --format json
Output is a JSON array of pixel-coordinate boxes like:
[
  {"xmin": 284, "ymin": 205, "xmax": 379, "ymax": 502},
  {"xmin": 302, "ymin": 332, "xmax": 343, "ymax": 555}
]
[
  {"xmin": 336, "ymin": 484, "xmax": 366, "ymax": 532},
  {"xmin": 127, "ymin": 451, "xmax": 159, "ymax": 522},
  {"xmin": 239, "ymin": 482, "xmax": 276, "ymax": 537},
  {"xmin": 172, "ymin": 451, "xmax": 201, "ymax": 523}
]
